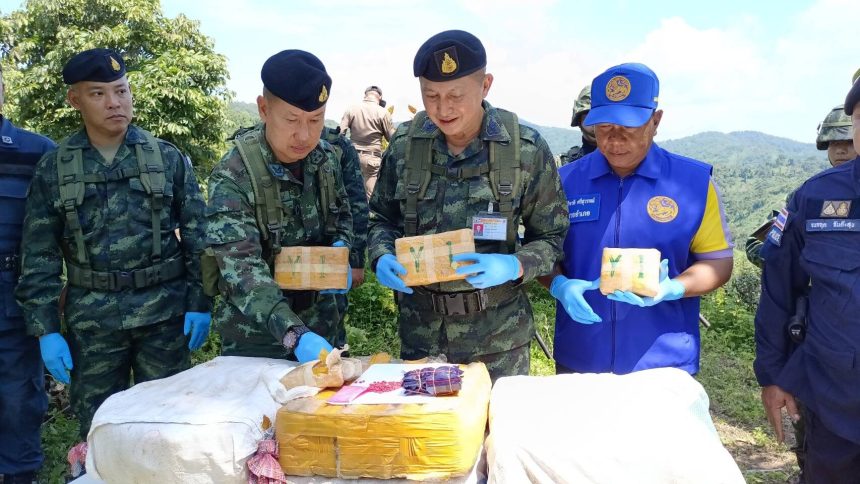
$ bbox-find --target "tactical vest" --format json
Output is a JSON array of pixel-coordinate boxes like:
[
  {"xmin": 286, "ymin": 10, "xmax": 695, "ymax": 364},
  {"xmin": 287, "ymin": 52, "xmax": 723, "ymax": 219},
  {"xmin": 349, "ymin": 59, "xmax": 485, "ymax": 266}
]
[
  {"xmin": 57, "ymin": 129, "xmax": 185, "ymax": 291},
  {"xmin": 231, "ymin": 128, "xmax": 341, "ymax": 257},
  {"xmin": 201, "ymin": 128, "xmax": 342, "ymax": 298},
  {"xmin": 404, "ymin": 110, "xmax": 522, "ymax": 252}
]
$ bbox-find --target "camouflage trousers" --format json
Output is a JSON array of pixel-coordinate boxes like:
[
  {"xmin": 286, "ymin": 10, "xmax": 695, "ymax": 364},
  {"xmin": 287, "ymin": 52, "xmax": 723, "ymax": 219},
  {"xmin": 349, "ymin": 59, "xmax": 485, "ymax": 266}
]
[
  {"xmin": 218, "ymin": 292, "xmax": 344, "ymax": 359},
  {"xmin": 396, "ymin": 288, "xmax": 533, "ymax": 382},
  {"xmin": 67, "ymin": 316, "xmax": 189, "ymax": 440}
]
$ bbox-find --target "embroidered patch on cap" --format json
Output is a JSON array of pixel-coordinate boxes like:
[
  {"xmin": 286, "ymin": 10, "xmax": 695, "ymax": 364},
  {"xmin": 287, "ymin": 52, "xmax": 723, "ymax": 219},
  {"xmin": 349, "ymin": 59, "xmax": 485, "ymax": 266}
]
[
  {"xmin": 606, "ymin": 76, "xmax": 631, "ymax": 102},
  {"xmin": 820, "ymin": 200, "xmax": 851, "ymax": 218},
  {"xmin": 647, "ymin": 196, "xmax": 678, "ymax": 223},
  {"xmin": 433, "ymin": 47, "xmax": 459, "ymax": 76},
  {"xmin": 318, "ymin": 85, "xmax": 328, "ymax": 103},
  {"xmin": 109, "ymin": 56, "xmax": 121, "ymax": 72}
]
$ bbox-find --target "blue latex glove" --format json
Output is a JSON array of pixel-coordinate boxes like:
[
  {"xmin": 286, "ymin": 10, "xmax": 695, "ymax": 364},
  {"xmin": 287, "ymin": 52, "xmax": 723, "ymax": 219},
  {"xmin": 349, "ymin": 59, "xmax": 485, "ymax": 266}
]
[
  {"xmin": 321, "ymin": 240, "xmax": 352, "ymax": 295},
  {"xmin": 375, "ymin": 253, "xmax": 413, "ymax": 294},
  {"xmin": 184, "ymin": 312, "xmax": 212, "ymax": 350},
  {"xmin": 294, "ymin": 331, "xmax": 334, "ymax": 363},
  {"xmin": 39, "ymin": 333, "xmax": 72, "ymax": 384},
  {"xmin": 452, "ymin": 252, "xmax": 522, "ymax": 289},
  {"xmin": 607, "ymin": 259, "xmax": 685, "ymax": 307},
  {"xmin": 550, "ymin": 275, "xmax": 602, "ymax": 324}
]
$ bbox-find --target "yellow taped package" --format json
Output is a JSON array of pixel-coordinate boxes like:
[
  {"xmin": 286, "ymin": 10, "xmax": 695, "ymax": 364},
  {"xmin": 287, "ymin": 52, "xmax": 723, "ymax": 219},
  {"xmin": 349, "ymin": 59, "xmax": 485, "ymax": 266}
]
[
  {"xmin": 276, "ymin": 362, "xmax": 491, "ymax": 480},
  {"xmin": 274, "ymin": 246, "xmax": 348, "ymax": 290},
  {"xmin": 395, "ymin": 228, "xmax": 475, "ymax": 286},
  {"xmin": 599, "ymin": 247, "xmax": 661, "ymax": 297}
]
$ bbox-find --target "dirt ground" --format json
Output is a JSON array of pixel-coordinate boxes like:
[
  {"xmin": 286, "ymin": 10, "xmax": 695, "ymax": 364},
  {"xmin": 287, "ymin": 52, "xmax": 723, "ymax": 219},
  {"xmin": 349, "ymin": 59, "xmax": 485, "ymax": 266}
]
[{"xmin": 713, "ymin": 413, "xmax": 801, "ymax": 483}]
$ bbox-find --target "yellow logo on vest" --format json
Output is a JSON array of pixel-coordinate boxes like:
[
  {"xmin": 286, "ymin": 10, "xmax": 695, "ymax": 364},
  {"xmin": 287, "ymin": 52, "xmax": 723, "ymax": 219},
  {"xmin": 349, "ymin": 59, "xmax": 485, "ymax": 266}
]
[
  {"xmin": 820, "ymin": 200, "xmax": 851, "ymax": 218},
  {"xmin": 647, "ymin": 196, "xmax": 678, "ymax": 223},
  {"xmin": 606, "ymin": 76, "xmax": 631, "ymax": 102},
  {"xmin": 441, "ymin": 52, "xmax": 458, "ymax": 75},
  {"xmin": 109, "ymin": 56, "xmax": 121, "ymax": 72},
  {"xmin": 318, "ymin": 85, "xmax": 328, "ymax": 103}
]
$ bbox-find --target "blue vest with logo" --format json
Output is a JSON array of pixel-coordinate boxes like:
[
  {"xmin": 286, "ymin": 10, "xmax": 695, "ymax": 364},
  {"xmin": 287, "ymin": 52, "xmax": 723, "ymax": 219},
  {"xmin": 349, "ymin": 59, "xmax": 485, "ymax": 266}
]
[
  {"xmin": 556, "ymin": 143, "xmax": 712, "ymax": 374},
  {"xmin": 0, "ymin": 117, "xmax": 55, "ymax": 330}
]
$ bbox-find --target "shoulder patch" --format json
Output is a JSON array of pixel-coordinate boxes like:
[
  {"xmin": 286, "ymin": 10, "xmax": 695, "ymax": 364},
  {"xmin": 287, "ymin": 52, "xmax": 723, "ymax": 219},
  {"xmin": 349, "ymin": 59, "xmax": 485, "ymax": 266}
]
[{"xmin": 767, "ymin": 207, "xmax": 790, "ymax": 246}]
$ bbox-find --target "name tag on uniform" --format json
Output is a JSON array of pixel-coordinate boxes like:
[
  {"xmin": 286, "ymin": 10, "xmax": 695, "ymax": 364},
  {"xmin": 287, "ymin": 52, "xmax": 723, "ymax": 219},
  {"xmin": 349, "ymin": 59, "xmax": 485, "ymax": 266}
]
[
  {"xmin": 472, "ymin": 212, "xmax": 508, "ymax": 241},
  {"xmin": 805, "ymin": 219, "xmax": 860, "ymax": 232},
  {"xmin": 568, "ymin": 193, "xmax": 600, "ymax": 223}
]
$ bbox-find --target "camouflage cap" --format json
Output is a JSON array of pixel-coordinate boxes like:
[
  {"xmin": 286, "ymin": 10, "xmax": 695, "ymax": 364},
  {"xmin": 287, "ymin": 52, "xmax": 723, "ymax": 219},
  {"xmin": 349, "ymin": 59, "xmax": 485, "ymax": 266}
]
[
  {"xmin": 816, "ymin": 104, "xmax": 853, "ymax": 150},
  {"xmin": 570, "ymin": 85, "xmax": 592, "ymax": 128},
  {"xmin": 853, "ymin": 67, "xmax": 860, "ymax": 85}
]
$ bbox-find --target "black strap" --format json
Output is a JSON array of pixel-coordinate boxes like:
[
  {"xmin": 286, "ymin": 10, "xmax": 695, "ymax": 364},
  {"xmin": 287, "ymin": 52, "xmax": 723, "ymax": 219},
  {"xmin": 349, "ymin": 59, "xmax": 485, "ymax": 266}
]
[{"xmin": 66, "ymin": 256, "xmax": 185, "ymax": 291}]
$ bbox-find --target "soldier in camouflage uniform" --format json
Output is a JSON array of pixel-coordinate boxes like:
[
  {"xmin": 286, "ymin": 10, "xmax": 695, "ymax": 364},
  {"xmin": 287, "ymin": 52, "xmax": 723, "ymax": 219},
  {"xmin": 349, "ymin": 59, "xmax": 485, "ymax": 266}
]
[
  {"xmin": 205, "ymin": 51, "xmax": 352, "ymax": 362},
  {"xmin": 14, "ymin": 49, "xmax": 210, "ymax": 442},
  {"xmin": 368, "ymin": 30, "xmax": 568, "ymax": 381},
  {"xmin": 321, "ymin": 126, "xmax": 368, "ymax": 344},
  {"xmin": 559, "ymin": 85, "xmax": 597, "ymax": 166},
  {"xmin": 745, "ymin": 104, "xmax": 857, "ymax": 268}
]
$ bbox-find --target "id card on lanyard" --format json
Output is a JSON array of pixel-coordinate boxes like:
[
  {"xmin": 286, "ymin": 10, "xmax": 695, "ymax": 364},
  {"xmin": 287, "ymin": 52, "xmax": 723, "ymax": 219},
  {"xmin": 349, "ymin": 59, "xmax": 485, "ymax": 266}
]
[{"xmin": 472, "ymin": 201, "xmax": 508, "ymax": 241}]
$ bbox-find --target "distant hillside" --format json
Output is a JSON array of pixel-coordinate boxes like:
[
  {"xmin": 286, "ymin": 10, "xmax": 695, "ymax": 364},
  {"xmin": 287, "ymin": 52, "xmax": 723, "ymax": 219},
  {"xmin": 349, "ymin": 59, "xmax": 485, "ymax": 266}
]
[{"xmin": 522, "ymin": 120, "xmax": 581, "ymax": 155}]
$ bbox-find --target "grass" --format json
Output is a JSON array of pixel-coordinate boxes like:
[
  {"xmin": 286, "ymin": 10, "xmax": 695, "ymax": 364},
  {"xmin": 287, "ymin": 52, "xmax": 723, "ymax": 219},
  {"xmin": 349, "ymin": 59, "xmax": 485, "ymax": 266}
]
[{"xmin": 39, "ymin": 266, "xmax": 798, "ymax": 483}]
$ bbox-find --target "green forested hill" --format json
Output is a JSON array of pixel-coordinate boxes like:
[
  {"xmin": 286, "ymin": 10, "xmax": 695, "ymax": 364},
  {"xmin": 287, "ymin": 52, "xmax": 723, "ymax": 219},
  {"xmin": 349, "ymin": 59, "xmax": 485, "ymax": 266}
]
[{"xmin": 660, "ymin": 131, "xmax": 828, "ymax": 242}]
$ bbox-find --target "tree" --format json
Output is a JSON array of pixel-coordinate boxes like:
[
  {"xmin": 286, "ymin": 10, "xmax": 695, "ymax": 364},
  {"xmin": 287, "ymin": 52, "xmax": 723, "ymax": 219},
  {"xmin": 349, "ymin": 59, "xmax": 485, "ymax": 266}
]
[{"xmin": 0, "ymin": 0, "xmax": 231, "ymax": 175}]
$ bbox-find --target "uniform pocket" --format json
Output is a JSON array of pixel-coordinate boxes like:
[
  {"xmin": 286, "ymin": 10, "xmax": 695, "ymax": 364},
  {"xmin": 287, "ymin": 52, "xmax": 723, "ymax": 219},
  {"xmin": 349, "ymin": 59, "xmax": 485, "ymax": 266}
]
[
  {"xmin": 394, "ymin": 178, "xmax": 438, "ymax": 233},
  {"xmin": 802, "ymin": 238, "xmax": 860, "ymax": 314},
  {"xmin": 128, "ymin": 177, "xmax": 175, "ymax": 231}
]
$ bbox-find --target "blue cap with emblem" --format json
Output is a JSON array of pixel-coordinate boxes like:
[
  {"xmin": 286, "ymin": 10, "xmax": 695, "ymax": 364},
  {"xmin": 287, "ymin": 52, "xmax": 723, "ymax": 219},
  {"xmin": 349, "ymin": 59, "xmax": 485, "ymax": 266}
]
[
  {"xmin": 62, "ymin": 48, "xmax": 126, "ymax": 85},
  {"xmin": 584, "ymin": 63, "xmax": 660, "ymax": 128},
  {"xmin": 261, "ymin": 49, "xmax": 332, "ymax": 112},
  {"xmin": 845, "ymin": 77, "xmax": 860, "ymax": 116},
  {"xmin": 413, "ymin": 30, "xmax": 487, "ymax": 82}
]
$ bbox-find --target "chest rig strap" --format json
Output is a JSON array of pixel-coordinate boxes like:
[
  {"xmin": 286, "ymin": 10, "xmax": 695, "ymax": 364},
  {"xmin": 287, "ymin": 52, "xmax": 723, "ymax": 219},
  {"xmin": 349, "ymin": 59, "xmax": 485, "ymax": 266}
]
[{"xmin": 403, "ymin": 110, "xmax": 522, "ymax": 252}]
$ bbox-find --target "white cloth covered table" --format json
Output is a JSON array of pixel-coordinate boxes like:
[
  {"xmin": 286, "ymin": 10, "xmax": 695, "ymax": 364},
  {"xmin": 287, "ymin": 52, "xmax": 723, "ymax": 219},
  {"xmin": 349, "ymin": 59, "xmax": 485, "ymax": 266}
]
[{"xmin": 486, "ymin": 368, "xmax": 744, "ymax": 484}]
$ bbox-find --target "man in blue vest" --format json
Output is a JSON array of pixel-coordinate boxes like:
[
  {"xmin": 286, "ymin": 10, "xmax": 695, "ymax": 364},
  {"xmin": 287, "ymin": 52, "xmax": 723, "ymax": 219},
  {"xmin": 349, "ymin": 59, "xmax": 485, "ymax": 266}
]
[
  {"xmin": 0, "ymin": 65, "xmax": 56, "ymax": 484},
  {"xmin": 550, "ymin": 63, "xmax": 733, "ymax": 374},
  {"xmin": 754, "ymin": 78, "xmax": 860, "ymax": 481}
]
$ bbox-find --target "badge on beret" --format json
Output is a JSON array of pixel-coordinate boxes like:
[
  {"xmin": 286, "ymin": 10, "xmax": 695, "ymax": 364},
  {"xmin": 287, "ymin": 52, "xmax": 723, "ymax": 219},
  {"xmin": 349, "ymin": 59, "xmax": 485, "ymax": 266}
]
[
  {"xmin": 319, "ymin": 85, "xmax": 328, "ymax": 103},
  {"xmin": 109, "ymin": 56, "xmax": 121, "ymax": 72},
  {"xmin": 606, "ymin": 76, "xmax": 631, "ymax": 102},
  {"xmin": 433, "ymin": 47, "xmax": 459, "ymax": 76},
  {"xmin": 646, "ymin": 196, "xmax": 678, "ymax": 223},
  {"xmin": 820, "ymin": 200, "xmax": 851, "ymax": 218}
]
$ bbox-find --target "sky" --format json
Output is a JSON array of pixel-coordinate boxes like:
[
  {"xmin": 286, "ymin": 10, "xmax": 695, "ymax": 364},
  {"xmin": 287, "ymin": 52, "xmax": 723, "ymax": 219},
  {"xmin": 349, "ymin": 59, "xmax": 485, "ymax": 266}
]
[{"xmin": 1, "ymin": 0, "xmax": 858, "ymax": 142}]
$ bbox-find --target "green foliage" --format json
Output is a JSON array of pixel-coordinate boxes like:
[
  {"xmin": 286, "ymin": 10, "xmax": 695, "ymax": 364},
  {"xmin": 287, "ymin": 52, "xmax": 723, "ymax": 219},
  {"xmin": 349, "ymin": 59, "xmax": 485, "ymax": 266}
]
[
  {"xmin": 0, "ymin": 0, "xmax": 231, "ymax": 175},
  {"xmin": 343, "ymin": 268, "xmax": 401, "ymax": 356},
  {"xmin": 224, "ymin": 101, "xmax": 259, "ymax": 138},
  {"xmin": 40, "ymin": 407, "xmax": 79, "ymax": 483}
]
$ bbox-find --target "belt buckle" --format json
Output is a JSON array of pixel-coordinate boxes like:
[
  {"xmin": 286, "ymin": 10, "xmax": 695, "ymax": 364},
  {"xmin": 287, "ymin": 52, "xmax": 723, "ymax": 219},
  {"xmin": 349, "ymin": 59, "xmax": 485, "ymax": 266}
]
[
  {"xmin": 116, "ymin": 271, "xmax": 133, "ymax": 290},
  {"xmin": 441, "ymin": 293, "xmax": 467, "ymax": 316}
]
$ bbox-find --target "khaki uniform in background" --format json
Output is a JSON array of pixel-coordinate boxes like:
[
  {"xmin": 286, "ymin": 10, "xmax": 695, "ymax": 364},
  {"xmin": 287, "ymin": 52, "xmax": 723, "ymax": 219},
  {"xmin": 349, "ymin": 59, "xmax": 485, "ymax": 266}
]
[{"xmin": 340, "ymin": 100, "xmax": 395, "ymax": 199}]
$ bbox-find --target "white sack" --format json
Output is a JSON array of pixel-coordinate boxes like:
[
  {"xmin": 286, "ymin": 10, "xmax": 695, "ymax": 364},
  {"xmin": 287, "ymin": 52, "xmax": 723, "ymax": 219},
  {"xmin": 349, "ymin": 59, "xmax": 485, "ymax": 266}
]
[
  {"xmin": 487, "ymin": 367, "xmax": 744, "ymax": 484},
  {"xmin": 85, "ymin": 356, "xmax": 312, "ymax": 483}
]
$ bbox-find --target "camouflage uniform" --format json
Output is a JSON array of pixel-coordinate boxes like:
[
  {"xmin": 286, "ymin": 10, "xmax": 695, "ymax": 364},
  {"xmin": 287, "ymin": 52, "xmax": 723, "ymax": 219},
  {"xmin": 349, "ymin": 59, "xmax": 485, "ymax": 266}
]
[
  {"xmin": 368, "ymin": 102, "xmax": 568, "ymax": 381},
  {"xmin": 15, "ymin": 125, "xmax": 209, "ymax": 439},
  {"xmin": 206, "ymin": 124, "xmax": 353, "ymax": 358},
  {"xmin": 321, "ymin": 126, "xmax": 368, "ymax": 345}
]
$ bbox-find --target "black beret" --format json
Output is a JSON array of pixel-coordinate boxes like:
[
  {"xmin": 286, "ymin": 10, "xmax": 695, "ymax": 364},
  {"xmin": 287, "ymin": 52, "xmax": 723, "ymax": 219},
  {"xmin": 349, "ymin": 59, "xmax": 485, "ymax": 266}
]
[
  {"xmin": 261, "ymin": 50, "xmax": 332, "ymax": 112},
  {"xmin": 413, "ymin": 30, "xmax": 486, "ymax": 81},
  {"xmin": 62, "ymin": 48, "xmax": 126, "ymax": 85},
  {"xmin": 845, "ymin": 78, "xmax": 860, "ymax": 116}
]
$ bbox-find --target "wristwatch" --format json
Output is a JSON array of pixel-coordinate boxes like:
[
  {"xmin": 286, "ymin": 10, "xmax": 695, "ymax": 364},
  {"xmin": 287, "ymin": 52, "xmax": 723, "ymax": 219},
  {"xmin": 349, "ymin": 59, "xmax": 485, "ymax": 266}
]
[{"xmin": 282, "ymin": 324, "xmax": 311, "ymax": 351}]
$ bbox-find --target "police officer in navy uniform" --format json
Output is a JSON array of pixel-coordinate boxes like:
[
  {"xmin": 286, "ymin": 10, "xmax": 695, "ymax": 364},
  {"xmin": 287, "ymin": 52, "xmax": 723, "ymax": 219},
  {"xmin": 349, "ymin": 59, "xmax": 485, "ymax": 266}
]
[
  {"xmin": 755, "ymin": 78, "xmax": 860, "ymax": 482},
  {"xmin": 0, "ymin": 65, "xmax": 56, "ymax": 483}
]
